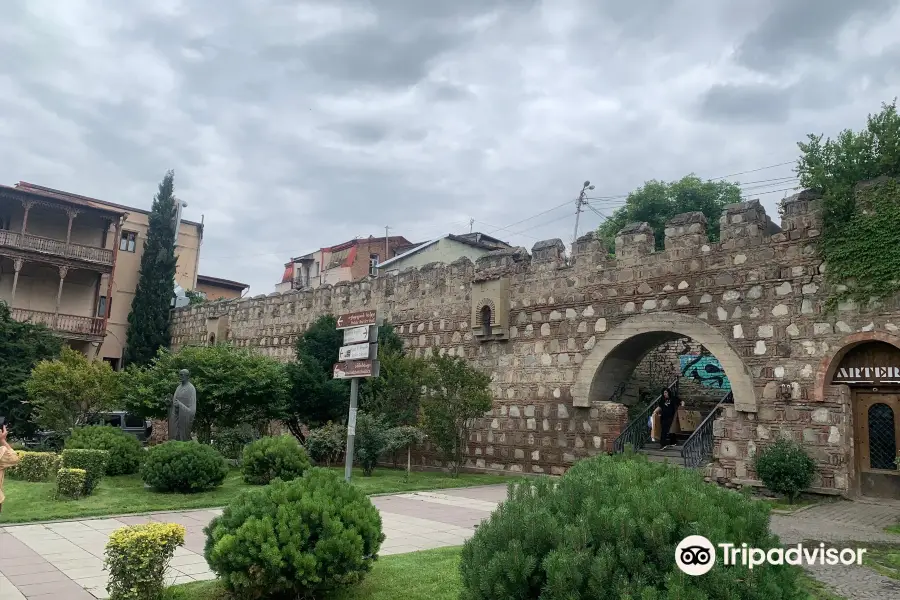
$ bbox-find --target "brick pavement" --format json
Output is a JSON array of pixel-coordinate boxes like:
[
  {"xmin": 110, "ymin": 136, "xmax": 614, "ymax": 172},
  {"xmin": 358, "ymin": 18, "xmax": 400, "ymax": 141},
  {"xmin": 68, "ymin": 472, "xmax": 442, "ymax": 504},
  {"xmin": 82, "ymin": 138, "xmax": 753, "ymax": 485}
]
[
  {"xmin": 0, "ymin": 485, "xmax": 509, "ymax": 599},
  {"xmin": 770, "ymin": 499, "xmax": 900, "ymax": 600},
  {"xmin": 0, "ymin": 486, "xmax": 897, "ymax": 599}
]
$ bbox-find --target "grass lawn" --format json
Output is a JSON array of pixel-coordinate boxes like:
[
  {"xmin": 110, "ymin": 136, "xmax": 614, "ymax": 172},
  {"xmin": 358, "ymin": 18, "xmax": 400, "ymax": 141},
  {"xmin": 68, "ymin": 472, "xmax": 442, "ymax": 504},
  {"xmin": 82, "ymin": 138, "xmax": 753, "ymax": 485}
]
[
  {"xmin": 163, "ymin": 547, "xmax": 845, "ymax": 600},
  {"xmin": 0, "ymin": 468, "xmax": 512, "ymax": 525},
  {"xmin": 760, "ymin": 496, "xmax": 822, "ymax": 513},
  {"xmin": 886, "ymin": 522, "xmax": 900, "ymax": 535},
  {"xmin": 863, "ymin": 545, "xmax": 900, "ymax": 580}
]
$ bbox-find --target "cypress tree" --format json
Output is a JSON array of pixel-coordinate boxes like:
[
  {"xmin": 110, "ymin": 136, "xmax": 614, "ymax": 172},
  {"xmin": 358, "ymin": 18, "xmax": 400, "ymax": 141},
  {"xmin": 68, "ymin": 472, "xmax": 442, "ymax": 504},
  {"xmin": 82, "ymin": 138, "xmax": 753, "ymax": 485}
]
[{"xmin": 124, "ymin": 170, "xmax": 178, "ymax": 366}]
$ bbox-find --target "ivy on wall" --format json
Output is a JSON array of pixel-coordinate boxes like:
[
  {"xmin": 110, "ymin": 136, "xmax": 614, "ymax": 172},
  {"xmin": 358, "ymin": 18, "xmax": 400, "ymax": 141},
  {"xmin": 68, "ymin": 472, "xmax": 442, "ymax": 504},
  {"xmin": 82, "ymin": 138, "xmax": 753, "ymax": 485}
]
[{"xmin": 797, "ymin": 100, "xmax": 900, "ymax": 309}]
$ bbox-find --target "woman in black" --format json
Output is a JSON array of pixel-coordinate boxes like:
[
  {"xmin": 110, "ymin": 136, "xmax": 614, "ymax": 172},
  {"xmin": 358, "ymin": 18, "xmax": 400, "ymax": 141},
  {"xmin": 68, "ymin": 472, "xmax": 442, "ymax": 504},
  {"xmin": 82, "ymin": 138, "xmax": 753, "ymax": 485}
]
[{"xmin": 659, "ymin": 388, "xmax": 683, "ymax": 449}]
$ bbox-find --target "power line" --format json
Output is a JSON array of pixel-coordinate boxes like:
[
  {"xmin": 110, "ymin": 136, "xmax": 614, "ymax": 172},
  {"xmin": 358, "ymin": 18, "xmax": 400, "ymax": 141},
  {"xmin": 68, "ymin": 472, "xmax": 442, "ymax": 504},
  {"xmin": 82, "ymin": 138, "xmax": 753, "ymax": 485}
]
[{"xmin": 708, "ymin": 160, "xmax": 796, "ymax": 181}]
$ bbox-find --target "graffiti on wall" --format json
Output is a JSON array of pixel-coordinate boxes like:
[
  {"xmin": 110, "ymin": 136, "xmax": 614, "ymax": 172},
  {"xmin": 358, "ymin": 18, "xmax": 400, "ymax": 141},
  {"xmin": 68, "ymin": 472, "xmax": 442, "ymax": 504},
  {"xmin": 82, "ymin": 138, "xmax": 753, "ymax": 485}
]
[{"xmin": 679, "ymin": 353, "xmax": 731, "ymax": 389}]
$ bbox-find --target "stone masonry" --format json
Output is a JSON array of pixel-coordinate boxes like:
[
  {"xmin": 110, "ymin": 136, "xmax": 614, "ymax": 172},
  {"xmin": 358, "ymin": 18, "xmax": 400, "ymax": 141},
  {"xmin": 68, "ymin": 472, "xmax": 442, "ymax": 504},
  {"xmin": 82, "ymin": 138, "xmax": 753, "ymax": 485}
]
[{"xmin": 170, "ymin": 182, "xmax": 900, "ymax": 494}]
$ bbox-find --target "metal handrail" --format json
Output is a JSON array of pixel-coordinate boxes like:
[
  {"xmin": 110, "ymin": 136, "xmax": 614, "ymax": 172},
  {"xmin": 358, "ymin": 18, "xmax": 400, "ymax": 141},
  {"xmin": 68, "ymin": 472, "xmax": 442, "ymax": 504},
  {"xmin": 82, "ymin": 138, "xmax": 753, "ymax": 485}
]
[
  {"xmin": 613, "ymin": 378, "xmax": 679, "ymax": 453},
  {"xmin": 680, "ymin": 391, "xmax": 734, "ymax": 468}
]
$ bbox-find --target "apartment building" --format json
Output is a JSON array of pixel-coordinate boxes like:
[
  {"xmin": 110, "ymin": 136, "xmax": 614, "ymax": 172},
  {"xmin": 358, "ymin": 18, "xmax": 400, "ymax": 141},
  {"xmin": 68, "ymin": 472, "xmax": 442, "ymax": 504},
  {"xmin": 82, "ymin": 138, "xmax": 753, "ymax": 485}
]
[
  {"xmin": 276, "ymin": 234, "xmax": 412, "ymax": 292},
  {"xmin": 195, "ymin": 274, "xmax": 249, "ymax": 301},
  {"xmin": 0, "ymin": 182, "xmax": 203, "ymax": 369},
  {"xmin": 376, "ymin": 232, "xmax": 511, "ymax": 275}
]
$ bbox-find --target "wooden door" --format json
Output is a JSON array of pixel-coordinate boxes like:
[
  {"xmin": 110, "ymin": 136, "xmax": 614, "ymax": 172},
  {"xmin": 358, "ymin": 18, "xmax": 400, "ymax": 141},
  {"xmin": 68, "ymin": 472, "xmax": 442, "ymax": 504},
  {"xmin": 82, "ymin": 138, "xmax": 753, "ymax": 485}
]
[{"xmin": 854, "ymin": 392, "xmax": 900, "ymax": 499}]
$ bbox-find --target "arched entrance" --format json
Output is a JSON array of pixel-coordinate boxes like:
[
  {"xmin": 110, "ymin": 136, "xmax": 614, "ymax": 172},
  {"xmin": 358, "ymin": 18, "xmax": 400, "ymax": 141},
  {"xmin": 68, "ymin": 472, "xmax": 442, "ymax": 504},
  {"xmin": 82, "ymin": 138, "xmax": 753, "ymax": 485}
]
[
  {"xmin": 573, "ymin": 312, "xmax": 756, "ymax": 412},
  {"xmin": 572, "ymin": 313, "xmax": 756, "ymax": 465},
  {"xmin": 822, "ymin": 336, "xmax": 900, "ymax": 499}
]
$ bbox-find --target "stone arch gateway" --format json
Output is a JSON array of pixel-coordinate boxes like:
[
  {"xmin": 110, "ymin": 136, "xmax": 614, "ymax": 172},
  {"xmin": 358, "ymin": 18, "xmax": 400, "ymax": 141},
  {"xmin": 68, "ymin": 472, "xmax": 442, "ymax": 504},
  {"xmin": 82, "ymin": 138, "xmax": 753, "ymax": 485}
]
[{"xmin": 572, "ymin": 312, "xmax": 757, "ymax": 413}]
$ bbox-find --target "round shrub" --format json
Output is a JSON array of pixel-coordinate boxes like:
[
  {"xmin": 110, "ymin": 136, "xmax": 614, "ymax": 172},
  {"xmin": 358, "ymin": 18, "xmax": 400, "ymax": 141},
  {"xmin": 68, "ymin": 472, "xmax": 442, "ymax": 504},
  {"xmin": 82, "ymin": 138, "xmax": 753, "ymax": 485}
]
[
  {"xmin": 305, "ymin": 421, "xmax": 346, "ymax": 466},
  {"xmin": 66, "ymin": 425, "xmax": 144, "ymax": 476},
  {"xmin": 211, "ymin": 424, "xmax": 259, "ymax": 462},
  {"xmin": 140, "ymin": 441, "xmax": 228, "ymax": 493},
  {"xmin": 460, "ymin": 453, "xmax": 801, "ymax": 600},
  {"xmin": 754, "ymin": 438, "xmax": 817, "ymax": 502},
  {"xmin": 240, "ymin": 435, "xmax": 310, "ymax": 485},
  {"xmin": 205, "ymin": 468, "xmax": 384, "ymax": 598}
]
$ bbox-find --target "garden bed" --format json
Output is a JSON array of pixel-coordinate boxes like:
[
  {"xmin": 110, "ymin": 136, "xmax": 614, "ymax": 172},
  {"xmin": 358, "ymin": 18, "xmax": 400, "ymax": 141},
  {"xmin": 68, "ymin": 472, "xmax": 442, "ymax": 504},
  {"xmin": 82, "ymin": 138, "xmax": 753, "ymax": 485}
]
[
  {"xmin": 163, "ymin": 546, "xmax": 845, "ymax": 600},
  {"xmin": 0, "ymin": 468, "xmax": 511, "ymax": 524}
]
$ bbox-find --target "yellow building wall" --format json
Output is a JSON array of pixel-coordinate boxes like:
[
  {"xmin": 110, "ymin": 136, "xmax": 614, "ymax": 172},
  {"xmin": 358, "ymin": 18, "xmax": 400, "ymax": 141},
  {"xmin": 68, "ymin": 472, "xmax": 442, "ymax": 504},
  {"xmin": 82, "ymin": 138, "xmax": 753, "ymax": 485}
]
[{"xmin": 97, "ymin": 214, "xmax": 202, "ymax": 365}]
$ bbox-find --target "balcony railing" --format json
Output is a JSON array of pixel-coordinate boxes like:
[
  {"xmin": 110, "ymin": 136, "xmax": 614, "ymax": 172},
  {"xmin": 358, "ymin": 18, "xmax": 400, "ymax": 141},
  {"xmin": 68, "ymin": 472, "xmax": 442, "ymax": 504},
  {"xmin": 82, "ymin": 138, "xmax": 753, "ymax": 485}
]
[
  {"xmin": 0, "ymin": 229, "xmax": 114, "ymax": 266},
  {"xmin": 11, "ymin": 308, "xmax": 105, "ymax": 338}
]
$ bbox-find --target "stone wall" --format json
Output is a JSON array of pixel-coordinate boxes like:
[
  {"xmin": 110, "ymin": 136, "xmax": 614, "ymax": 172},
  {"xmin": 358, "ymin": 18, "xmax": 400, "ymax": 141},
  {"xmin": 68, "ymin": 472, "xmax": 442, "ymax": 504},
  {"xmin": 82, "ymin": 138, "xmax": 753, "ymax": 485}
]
[{"xmin": 170, "ymin": 183, "xmax": 900, "ymax": 493}]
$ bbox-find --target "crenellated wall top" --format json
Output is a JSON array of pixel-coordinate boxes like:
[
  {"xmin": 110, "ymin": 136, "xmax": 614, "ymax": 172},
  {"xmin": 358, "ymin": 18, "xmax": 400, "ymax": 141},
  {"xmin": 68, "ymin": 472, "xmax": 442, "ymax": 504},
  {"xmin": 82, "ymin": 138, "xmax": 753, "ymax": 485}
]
[{"xmin": 174, "ymin": 190, "xmax": 824, "ymax": 319}]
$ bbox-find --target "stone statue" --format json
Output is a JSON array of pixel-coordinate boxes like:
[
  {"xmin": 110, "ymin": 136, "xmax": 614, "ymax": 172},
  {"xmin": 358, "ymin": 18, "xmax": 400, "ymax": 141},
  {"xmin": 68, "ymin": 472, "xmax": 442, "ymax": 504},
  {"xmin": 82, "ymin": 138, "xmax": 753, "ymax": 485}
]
[{"xmin": 168, "ymin": 369, "xmax": 197, "ymax": 441}]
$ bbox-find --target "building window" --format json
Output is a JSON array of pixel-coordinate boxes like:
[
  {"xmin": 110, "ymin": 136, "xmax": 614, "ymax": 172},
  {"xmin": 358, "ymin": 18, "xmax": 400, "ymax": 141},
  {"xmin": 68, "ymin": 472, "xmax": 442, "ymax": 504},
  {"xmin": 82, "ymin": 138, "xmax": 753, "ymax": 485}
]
[
  {"xmin": 481, "ymin": 305, "xmax": 492, "ymax": 337},
  {"xmin": 313, "ymin": 261, "xmax": 320, "ymax": 277},
  {"xmin": 120, "ymin": 230, "xmax": 137, "ymax": 252},
  {"xmin": 97, "ymin": 296, "xmax": 111, "ymax": 318},
  {"xmin": 369, "ymin": 254, "xmax": 379, "ymax": 275}
]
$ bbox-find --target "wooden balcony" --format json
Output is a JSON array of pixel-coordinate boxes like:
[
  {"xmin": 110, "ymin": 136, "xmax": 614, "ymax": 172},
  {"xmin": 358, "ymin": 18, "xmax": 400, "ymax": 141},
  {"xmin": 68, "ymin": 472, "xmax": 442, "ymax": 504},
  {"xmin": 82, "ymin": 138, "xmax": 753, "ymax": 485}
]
[
  {"xmin": 0, "ymin": 229, "xmax": 114, "ymax": 267},
  {"xmin": 11, "ymin": 307, "xmax": 105, "ymax": 341}
]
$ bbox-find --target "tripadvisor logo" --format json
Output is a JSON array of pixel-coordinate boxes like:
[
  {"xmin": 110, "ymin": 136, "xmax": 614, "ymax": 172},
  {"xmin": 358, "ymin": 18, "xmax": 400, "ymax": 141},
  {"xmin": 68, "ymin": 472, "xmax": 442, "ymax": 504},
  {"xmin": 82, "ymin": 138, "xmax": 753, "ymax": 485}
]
[{"xmin": 675, "ymin": 536, "xmax": 867, "ymax": 575}]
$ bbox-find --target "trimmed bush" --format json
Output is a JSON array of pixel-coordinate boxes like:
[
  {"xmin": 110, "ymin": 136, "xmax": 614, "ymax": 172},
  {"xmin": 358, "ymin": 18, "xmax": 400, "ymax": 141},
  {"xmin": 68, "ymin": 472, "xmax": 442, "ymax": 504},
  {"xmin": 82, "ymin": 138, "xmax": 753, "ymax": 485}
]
[
  {"xmin": 8, "ymin": 451, "xmax": 59, "ymax": 482},
  {"xmin": 205, "ymin": 468, "xmax": 384, "ymax": 598},
  {"xmin": 460, "ymin": 453, "xmax": 801, "ymax": 600},
  {"xmin": 56, "ymin": 468, "xmax": 88, "ymax": 500},
  {"xmin": 305, "ymin": 421, "xmax": 346, "ymax": 466},
  {"xmin": 241, "ymin": 435, "xmax": 310, "ymax": 485},
  {"xmin": 61, "ymin": 449, "xmax": 109, "ymax": 495},
  {"xmin": 754, "ymin": 438, "xmax": 817, "ymax": 502},
  {"xmin": 66, "ymin": 426, "xmax": 144, "ymax": 476},
  {"xmin": 140, "ymin": 441, "xmax": 228, "ymax": 493},
  {"xmin": 105, "ymin": 523, "xmax": 185, "ymax": 600},
  {"xmin": 354, "ymin": 412, "xmax": 390, "ymax": 476},
  {"xmin": 211, "ymin": 424, "xmax": 259, "ymax": 462}
]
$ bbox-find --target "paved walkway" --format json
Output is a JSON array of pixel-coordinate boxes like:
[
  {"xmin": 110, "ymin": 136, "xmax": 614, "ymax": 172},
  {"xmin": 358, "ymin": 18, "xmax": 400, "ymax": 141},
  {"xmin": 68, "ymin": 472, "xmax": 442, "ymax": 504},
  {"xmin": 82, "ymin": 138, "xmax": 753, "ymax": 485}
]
[
  {"xmin": 0, "ymin": 485, "xmax": 508, "ymax": 599},
  {"xmin": 0, "ymin": 486, "xmax": 897, "ymax": 599},
  {"xmin": 769, "ymin": 499, "xmax": 900, "ymax": 600}
]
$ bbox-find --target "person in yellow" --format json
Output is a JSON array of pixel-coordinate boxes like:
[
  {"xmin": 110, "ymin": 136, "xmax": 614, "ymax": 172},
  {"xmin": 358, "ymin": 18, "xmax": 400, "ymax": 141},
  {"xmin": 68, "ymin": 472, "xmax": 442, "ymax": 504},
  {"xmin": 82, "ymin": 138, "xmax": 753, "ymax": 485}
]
[{"xmin": 0, "ymin": 424, "xmax": 20, "ymax": 514}]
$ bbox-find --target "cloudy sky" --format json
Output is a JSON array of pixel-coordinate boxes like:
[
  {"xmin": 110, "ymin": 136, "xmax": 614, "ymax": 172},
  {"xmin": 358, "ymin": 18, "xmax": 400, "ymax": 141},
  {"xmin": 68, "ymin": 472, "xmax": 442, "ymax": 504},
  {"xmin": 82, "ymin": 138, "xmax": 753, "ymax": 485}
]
[{"xmin": 2, "ymin": 0, "xmax": 898, "ymax": 295}]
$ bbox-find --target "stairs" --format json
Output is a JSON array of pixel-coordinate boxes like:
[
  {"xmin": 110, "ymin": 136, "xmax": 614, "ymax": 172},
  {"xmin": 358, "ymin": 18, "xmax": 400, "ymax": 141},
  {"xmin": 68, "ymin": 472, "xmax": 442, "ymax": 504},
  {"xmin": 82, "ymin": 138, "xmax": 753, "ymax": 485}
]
[
  {"xmin": 639, "ymin": 431, "xmax": 691, "ymax": 465},
  {"xmin": 640, "ymin": 445, "xmax": 685, "ymax": 466}
]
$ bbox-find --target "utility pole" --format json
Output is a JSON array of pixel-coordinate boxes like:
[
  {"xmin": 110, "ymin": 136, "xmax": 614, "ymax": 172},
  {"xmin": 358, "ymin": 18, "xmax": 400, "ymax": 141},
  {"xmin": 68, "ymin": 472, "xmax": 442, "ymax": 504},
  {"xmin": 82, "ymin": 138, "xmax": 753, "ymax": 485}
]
[
  {"xmin": 469, "ymin": 218, "xmax": 474, "ymax": 233},
  {"xmin": 384, "ymin": 225, "xmax": 390, "ymax": 259},
  {"xmin": 572, "ymin": 180, "xmax": 595, "ymax": 249}
]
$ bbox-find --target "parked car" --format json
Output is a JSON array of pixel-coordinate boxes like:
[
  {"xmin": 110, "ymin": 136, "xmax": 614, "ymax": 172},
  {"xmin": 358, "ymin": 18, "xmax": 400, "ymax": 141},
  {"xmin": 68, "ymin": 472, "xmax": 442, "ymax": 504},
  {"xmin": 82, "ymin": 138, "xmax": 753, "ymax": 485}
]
[
  {"xmin": 22, "ymin": 411, "xmax": 153, "ymax": 450},
  {"xmin": 87, "ymin": 411, "xmax": 153, "ymax": 442}
]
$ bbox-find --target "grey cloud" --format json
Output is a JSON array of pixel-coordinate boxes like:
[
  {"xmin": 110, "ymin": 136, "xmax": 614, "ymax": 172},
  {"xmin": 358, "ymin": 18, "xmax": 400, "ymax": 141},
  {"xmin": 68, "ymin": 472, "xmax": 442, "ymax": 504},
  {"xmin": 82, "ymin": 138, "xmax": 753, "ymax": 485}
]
[
  {"xmin": 0, "ymin": 0, "xmax": 898, "ymax": 293},
  {"xmin": 735, "ymin": 0, "xmax": 898, "ymax": 73}
]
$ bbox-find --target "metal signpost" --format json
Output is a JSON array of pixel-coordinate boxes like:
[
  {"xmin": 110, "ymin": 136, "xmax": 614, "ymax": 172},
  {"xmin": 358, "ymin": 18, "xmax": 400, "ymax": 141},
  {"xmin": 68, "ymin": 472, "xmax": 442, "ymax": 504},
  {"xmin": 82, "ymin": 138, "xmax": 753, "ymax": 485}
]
[{"xmin": 334, "ymin": 310, "xmax": 380, "ymax": 481}]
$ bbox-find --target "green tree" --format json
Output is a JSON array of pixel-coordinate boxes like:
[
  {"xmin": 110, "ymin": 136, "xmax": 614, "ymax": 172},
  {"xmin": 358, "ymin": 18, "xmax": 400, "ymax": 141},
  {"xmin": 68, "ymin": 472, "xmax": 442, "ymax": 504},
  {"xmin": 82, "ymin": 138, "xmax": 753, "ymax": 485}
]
[
  {"xmin": 121, "ymin": 344, "xmax": 289, "ymax": 442},
  {"xmin": 125, "ymin": 170, "xmax": 179, "ymax": 367},
  {"xmin": 284, "ymin": 315, "xmax": 349, "ymax": 441},
  {"xmin": 25, "ymin": 347, "xmax": 121, "ymax": 432},
  {"xmin": 360, "ymin": 323, "xmax": 424, "ymax": 427},
  {"xmin": 0, "ymin": 302, "xmax": 63, "ymax": 435},
  {"xmin": 597, "ymin": 175, "xmax": 742, "ymax": 252},
  {"xmin": 420, "ymin": 355, "xmax": 492, "ymax": 477},
  {"xmin": 797, "ymin": 99, "xmax": 900, "ymax": 306}
]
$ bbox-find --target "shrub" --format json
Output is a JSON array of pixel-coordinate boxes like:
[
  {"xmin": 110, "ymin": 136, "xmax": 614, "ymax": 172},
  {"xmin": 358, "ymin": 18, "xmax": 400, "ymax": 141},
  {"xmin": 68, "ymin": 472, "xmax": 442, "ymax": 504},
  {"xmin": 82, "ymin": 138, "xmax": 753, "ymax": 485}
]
[
  {"xmin": 754, "ymin": 438, "xmax": 817, "ymax": 502},
  {"xmin": 140, "ymin": 441, "xmax": 228, "ymax": 493},
  {"xmin": 105, "ymin": 523, "xmax": 186, "ymax": 600},
  {"xmin": 305, "ymin": 421, "xmax": 346, "ymax": 466},
  {"xmin": 66, "ymin": 426, "xmax": 144, "ymax": 476},
  {"xmin": 61, "ymin": 449, "xmax": 109, "ymax": 495},
  {"xmin": 241, "ymin": 435, "xmax": 310, "ymax": 485},
  {"xmin": 205, "ymin": 468, "xmax": 384, "ymax": 598},
  {"xmin": 211, "ymin": 423, "xmax": 259, "ymax": 462},
  {"xmin": 354, "ymin": 412, "xmax": 390, "ymax": 476},
  {"xmin": 460, "ymin": 453, "xmax": 801, "ymax": 600},
  {"xmin": 56, "ymin": 468, "xmax": 87, "ymax": 500},
  {"xmin": 8, "ymin": 451, "xmax": 59, "ymax": 482}
]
